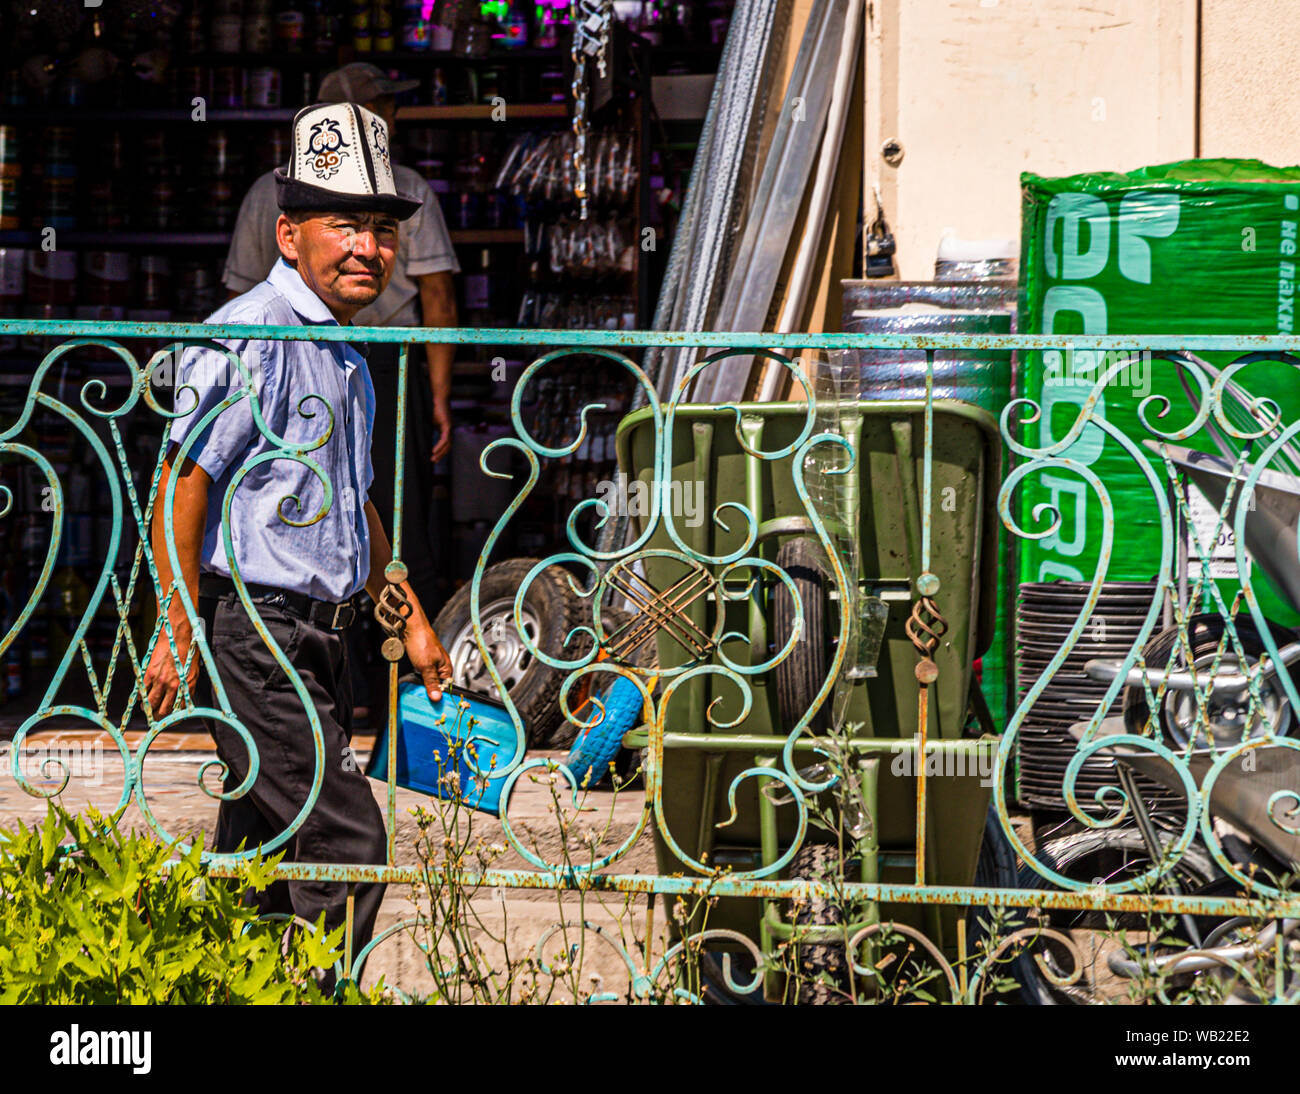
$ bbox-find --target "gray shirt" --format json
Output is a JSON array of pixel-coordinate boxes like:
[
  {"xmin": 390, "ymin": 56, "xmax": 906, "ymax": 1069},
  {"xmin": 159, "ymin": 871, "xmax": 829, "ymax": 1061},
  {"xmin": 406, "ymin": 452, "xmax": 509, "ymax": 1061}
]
[
  {"xmin": 222, "ymin": 164, "xmax": 460, "ymax": 327},
  {"xmin": 170, "ymin": 257, "xmax": 375, "ymax": 602}
]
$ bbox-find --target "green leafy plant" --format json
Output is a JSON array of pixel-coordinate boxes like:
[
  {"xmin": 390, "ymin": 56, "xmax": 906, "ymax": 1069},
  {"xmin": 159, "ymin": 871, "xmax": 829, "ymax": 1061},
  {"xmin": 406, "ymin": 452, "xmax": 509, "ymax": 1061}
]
[{"xmin": 0, "ymin": 803, "xmax": 383, "ymax": 1004}]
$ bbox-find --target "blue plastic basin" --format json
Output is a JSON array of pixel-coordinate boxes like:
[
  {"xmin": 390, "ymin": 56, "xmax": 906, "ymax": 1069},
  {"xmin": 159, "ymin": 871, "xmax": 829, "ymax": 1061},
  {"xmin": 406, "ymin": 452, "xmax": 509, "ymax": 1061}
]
[{"xmin": 364, "ymin": 681, "xmax": 523, "ymax": 815}]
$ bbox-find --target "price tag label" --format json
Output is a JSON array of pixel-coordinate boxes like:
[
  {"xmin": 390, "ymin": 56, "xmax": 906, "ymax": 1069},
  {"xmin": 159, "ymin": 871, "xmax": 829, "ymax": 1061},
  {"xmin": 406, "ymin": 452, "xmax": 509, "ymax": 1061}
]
[{"xmin": 1186, "ymin": 483, "xmax": 1250, "ymax": 579}]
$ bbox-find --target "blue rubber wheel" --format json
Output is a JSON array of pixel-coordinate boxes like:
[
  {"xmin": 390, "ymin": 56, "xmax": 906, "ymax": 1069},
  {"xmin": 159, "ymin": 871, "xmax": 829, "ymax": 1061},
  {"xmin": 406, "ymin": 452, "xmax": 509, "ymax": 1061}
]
[{"xmin": 566, "ymin": 674, "xmax": 645, "ymax": 788}]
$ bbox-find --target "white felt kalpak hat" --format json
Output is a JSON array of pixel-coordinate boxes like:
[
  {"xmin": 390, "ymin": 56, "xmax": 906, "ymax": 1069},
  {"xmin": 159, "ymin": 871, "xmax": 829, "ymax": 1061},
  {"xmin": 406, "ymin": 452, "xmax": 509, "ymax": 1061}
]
[{"xmin": 274, "ymin": 102, "xmax": 422, "ymax": 221}]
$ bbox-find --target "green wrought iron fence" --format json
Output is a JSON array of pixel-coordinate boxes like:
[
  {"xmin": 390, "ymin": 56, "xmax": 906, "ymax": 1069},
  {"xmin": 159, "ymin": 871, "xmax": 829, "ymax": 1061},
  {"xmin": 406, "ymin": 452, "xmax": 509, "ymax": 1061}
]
[{"xmin": 6, "ymin": 322, "xmax": 1300, "ymax": 1003}]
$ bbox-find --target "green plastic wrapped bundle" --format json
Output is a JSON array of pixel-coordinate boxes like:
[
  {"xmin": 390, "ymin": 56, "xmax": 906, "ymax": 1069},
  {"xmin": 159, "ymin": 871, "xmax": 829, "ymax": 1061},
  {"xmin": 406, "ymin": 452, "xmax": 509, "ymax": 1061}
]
[{"xmin": 1017, "ymin": 159, "xmax": 1300, "ymax": 627}]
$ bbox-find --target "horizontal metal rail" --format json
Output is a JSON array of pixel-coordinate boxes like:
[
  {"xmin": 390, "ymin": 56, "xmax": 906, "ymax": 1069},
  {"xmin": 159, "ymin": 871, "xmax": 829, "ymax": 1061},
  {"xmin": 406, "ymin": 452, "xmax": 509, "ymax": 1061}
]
[
  {"xmin": 184, "ymin": 861, "xmax": 1300, "ymax": 918},
  {"xmin": 622, "ymin": 729, "xmax": 996, "ymax": 754},
  {"xmin": 5, "ymin": 320, "xmax": 1300, "ymax": 350}
]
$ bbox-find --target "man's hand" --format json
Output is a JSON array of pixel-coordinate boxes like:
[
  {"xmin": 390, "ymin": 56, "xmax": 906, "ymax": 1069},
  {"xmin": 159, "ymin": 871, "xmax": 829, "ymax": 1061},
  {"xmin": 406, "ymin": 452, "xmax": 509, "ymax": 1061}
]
[
  {"xmin": 432, "ymin": 396, "xmax": 452, "ymax": 464},
  {"xmin": 363, "ymin": 497, "xmax": 452, "ymax": 702},
  {"xmin": 143, "ymin": 629, "xmax": 201, "ymax": 720},
  {"xmin": 405, "ymin": 619, "xmax": 453, "ymax": 703}
]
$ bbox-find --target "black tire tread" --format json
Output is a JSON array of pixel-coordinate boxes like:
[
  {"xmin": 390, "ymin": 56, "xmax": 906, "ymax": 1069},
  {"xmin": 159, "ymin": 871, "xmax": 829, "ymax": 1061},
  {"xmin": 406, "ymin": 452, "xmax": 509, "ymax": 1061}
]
[
  {"xmin": 788, "ymin": 843, "xmax": 849, "ymax": 1005},
  {"xmin": 1021, "ymin": 827, "xmax": 1219, "ymax": 897},
  {"xmin": 1016, "ymin": 825, "xmax": 1223, "ymax": 1002},
  {"xmin": 433, "ymin": 558, "xmax": 591, "ymax": 749},
  {"xmin": 772, "ymin": 538, "xmax": 832, "ymax": 736},
  {"xmin": 967, "ymin": 805, "xmax": 1046, "ymax": 1004}
]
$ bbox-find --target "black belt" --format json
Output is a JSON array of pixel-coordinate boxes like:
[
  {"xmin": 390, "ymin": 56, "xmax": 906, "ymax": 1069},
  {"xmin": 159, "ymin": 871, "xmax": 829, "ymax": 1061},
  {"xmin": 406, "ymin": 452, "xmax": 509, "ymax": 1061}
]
[{"xmin": 198, "ymin": 574, "xmax": 360, "ymax": 631}]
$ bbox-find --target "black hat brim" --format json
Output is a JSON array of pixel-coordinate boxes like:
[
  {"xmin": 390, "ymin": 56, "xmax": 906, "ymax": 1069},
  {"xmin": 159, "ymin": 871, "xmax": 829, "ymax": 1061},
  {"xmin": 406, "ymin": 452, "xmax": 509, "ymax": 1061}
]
[{"xmin": 274, "ymin": 169, "xmax": 422, "ymax": 221}]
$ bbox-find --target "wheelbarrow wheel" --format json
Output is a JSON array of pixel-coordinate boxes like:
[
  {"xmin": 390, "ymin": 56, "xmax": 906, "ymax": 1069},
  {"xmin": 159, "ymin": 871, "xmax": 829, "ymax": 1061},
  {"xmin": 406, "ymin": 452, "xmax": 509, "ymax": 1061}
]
[
  {"xmin": 434, "ymin": 559, "xmax": 591, "ymax": 749},
  {"xmin": 772, "ymin": 537, "xmax": 833, "ymax": 735},
  {"xmin": 966, "ymin": 804, "xmax": 1046, "ymax": 1004},
  {"xmin": 566, "ymin": 674, "xmax": 645, "ymax": 788},
  {"xmin": 563, "ymin": 607, "xmax": 660, "ymax": 785},
  {"xmin": 1122, "ymin": 613, "xmax": 1298, "ymax": 747},
  {"xmin": 1014, "ymin": 826, "xmax": 1221, "ymax": 1004},
  {"xmin": 788, "ymin": 843, "xmax": 850, "ymax": 1004},
  {"xmin": 1021, "ymin": 826, "xmax": 1220, "ymax": 931}
]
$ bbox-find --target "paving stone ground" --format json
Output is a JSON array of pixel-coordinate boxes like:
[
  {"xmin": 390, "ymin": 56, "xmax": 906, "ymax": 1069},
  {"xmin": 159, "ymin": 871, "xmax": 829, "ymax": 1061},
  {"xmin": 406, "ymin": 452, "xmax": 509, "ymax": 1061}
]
[{"xmin": 0, "ymin": 730, "xmax": 667, "ymax": 1001}]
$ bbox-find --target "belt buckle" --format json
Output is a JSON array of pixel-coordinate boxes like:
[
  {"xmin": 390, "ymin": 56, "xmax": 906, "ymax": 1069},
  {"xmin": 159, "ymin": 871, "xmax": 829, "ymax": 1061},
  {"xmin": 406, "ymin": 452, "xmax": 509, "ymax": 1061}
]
[{"xmin": 330, "ymin": 600, "xmax": 355, "ymax": 630}]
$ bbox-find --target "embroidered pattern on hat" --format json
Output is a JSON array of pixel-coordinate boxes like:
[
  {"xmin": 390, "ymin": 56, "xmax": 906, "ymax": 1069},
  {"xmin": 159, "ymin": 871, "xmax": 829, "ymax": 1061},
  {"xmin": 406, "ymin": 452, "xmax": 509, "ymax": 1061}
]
[
  {"xmin": 369, "ymin": 116, "xmax": 389, "ymax": 162},
  {"xmin": 305, "ymin": 117, "xmax": 351, "ymax": 181}
]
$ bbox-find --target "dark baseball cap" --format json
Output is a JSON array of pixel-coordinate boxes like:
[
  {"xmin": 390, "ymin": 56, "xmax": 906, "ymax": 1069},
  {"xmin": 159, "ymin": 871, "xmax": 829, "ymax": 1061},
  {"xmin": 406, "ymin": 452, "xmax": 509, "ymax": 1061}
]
[{"xmin": 318, "ymin": 62, "xmax": 420, "ymax": 105}]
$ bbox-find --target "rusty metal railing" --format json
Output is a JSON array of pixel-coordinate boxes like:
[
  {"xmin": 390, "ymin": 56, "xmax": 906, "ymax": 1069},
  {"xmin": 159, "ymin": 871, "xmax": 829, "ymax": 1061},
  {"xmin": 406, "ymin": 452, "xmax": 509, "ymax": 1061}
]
[{"xmin": 6, "ymin": 323, "xmax": 1300, "ymax": 1003}]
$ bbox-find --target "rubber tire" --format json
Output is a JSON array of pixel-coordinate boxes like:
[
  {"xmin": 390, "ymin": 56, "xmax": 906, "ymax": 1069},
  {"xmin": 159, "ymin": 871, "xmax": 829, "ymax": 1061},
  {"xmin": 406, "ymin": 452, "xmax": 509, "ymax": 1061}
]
[
  {"xmin": 788, "ymin": 843, "xmax": 850, "ymax": 1005},
  {"xmin": 966, "ymin": 804, "xmax": 1046, "ymax": 1004},
  {"xmin": 772, "ymin": 537, "xmax": 833, "ymax": 736},
  {"xmin": 1122, "ymin": 613, "xmax": 1299, "ymax": 745},
  {"xmin": 1019, "ymin": 827, "xmax": 1220, "ymax": 929},
  {"xmin": 563, "ymin": 606, "xmax": 659, "ymax": 784},
  {"xmin": 566, "ymin": 674, "xmax": 645, "ymax": 788},
  {"xmin": 699, "ymin": 950, "xmax": 773, "ymax": 1005},
  {"xmin": 433, "ymin": 558, "xmax": 590, "ymax": 749},
  {"xmin": 1015, "ymin": 827, "xmax": 1221, "ymax": 1004}
]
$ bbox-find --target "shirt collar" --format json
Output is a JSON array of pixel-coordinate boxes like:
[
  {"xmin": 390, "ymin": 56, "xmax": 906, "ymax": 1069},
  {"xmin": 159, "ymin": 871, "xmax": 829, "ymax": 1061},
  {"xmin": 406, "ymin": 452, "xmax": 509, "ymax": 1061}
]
[
  {"xmin": 268, "ymin": 257, "xmax": 339, "ymax": 326},
  {"xmin": 267, "ymin": 257, "xmax": 369, "ymax": 366}
]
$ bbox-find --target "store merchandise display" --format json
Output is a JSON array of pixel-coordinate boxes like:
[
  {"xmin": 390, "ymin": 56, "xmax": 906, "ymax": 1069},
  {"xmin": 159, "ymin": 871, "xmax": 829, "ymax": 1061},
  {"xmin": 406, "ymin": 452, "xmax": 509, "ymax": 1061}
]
[
  {"xmin": 0, "ymin": 0, "xmax": 733, "ymax": 714},
  {"xmin": 0, "ymin": 361, "xmax": 163, "ymax": 709},
  {"xmin": 643, "ymin": 0, "xmax": 780, "ymax": 402}
]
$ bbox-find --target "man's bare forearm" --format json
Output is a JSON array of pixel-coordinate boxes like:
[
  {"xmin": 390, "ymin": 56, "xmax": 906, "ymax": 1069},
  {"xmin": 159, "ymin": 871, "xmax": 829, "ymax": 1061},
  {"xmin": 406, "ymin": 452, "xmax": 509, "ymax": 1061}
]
[
  {"xmin": 152, "ymin": 449, "xmax": 212, "ymax": 640},
  {"xmin": 363, "ymin": 498, "xmax": 450, "ymax": 698},
  {"xmin": 425, "ymin": 348, "xmax": 452, "ymax": 403},
  {"xmin": 417, "ymin": 271, "xmax": 456, "ymax": 401},
  {"xmin": 363, "ymin": 499, "xmax": 431, "ymax": 628}
]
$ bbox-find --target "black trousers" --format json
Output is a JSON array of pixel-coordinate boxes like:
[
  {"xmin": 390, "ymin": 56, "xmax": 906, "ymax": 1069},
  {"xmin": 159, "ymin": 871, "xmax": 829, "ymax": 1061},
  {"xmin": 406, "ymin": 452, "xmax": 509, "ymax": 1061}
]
[
  {"xmin": 197, "ymin": 590, "xmax": 388, "ymax": 969},
  {"xmin": 365, "ymin": 343, "xmax": 439, "ymax": 614}
]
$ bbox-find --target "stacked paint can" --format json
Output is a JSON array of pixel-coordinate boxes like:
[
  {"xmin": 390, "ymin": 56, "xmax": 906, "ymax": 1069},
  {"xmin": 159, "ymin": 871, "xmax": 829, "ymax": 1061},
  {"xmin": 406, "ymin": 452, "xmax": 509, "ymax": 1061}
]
[
  {"xmin": 0, "ymin": 248, "xmax": 23, "ymax": 352},
  {"xmin": 0, "ymin": 126, "xmax": 20, "ymax": 230},
  {"xmin": 41, "ymin": 127, "xmax": 78, "ymax": 230},
  {"xmin": 204, "ymin": 129, "xmax": 244, "ymax": 231},
  {"xmin": 85, "ymin": 133, "xmax": 127, "ymax": 231},
  {"xmin": 78, "ymin": 253, "xmax": 131, "ymax": 361},
  {"xmin": 1014, "ymin": 580, "xmax": 1166, "ymax": 811},
  {"xmin": 25, "ymin": 249, "xmax": 77, "ymax": 343},
  {"xmin": 22, "ymin": 250, "xmax": 76, "ymax": 356},
  {"xmin": 137, "ymin": 255, "xmax": 172, "ymax": 316}
]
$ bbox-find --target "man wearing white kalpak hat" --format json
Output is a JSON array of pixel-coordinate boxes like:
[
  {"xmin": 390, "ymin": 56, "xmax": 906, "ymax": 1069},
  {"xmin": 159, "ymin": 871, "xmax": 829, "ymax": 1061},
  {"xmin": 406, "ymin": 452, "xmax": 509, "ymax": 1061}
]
[
  {"xmin": 145, "ymin": 102, "xmax": 453, "ymax": 969},
  {"xmin": 223, "ymin": 63, "xmax": 458, "ymax": 670}
]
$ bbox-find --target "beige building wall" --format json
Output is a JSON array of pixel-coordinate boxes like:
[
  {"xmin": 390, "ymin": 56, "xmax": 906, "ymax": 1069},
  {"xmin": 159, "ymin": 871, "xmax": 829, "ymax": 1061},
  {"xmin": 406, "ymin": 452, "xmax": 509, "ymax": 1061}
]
[
  {"xmin": 866, "ymin": 0, "xmax": 1200, "ymax": 281},
  {"xmin": 1199, "ymin": 0, "xmax": 1300, "ymax": 163}
]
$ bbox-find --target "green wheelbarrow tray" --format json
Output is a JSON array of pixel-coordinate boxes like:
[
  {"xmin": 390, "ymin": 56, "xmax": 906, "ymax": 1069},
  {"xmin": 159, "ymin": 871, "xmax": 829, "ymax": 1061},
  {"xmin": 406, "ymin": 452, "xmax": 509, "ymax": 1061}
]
[{"xmin": 614, "ymin": 400, "xmax": 1003, "ymax": 959}]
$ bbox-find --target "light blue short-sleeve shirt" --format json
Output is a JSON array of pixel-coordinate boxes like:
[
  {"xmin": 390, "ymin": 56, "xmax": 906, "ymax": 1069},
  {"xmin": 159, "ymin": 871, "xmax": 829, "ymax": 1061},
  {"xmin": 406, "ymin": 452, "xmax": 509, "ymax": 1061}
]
[{"xmin": 168, "ymin": 258, "xmax": 376, "ymax": 602}]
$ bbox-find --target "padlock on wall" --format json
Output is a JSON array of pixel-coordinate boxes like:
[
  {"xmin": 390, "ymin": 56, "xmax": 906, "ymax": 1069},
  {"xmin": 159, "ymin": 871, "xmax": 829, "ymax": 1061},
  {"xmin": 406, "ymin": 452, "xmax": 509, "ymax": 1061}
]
[{"xmin": 864, "ymin": 186, "xmax": 897, "ymax": 279}]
